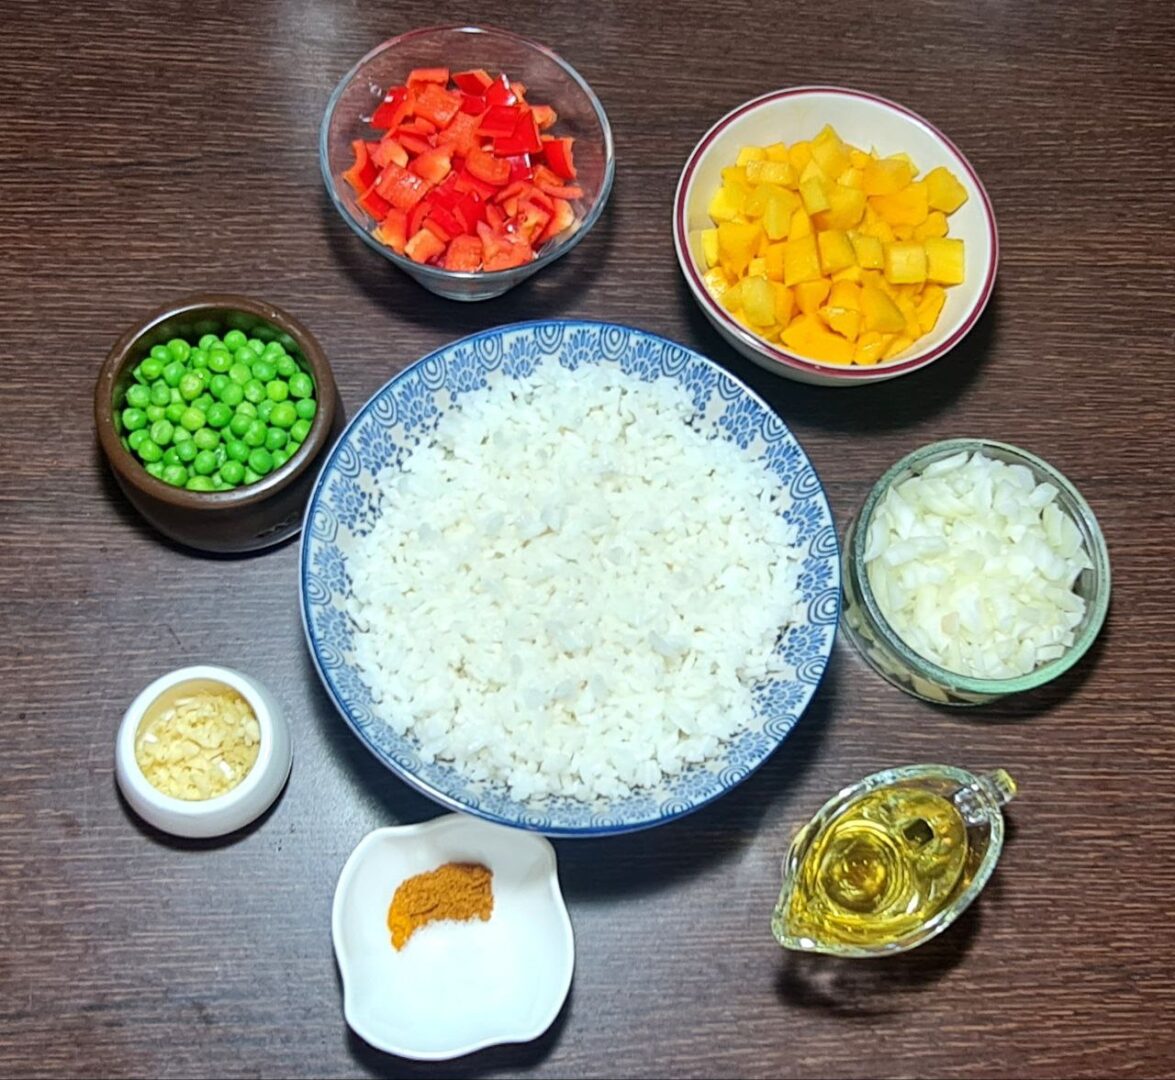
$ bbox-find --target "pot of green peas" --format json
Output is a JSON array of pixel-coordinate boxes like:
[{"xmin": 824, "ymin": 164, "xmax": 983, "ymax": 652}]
[{"xmin": 95, "ymin": 295, "xmax": 344, "ymax": 554}]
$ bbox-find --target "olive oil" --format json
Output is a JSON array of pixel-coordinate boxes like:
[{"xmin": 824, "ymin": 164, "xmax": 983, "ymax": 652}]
[{"xmin": 784, "ymin": 787, "xmax": 970, "ymax": 950}]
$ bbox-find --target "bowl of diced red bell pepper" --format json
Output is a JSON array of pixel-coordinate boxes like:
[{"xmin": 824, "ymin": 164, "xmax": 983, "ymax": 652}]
[{"xmin": 321, "ymin": 25, "xmax": 615, "ymax": 301}]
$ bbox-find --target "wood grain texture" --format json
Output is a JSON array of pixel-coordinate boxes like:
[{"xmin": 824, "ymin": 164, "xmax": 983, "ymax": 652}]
[{"xmin": 1, "ymin": 0, "xmax": 1173, "ymax": 1076}]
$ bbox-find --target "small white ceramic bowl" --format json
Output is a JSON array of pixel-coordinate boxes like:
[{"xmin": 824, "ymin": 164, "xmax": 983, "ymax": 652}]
[
  {"xmin": 333, "ymin": 814, "xmax": 574, "ymax": 1060},
  {"xmin": 115, "ymin": 664, "xmax": 292, "ymax": 839},
  {"xmin": 674, "ymin": 86, "xmax": 998, "ymax": 386}
]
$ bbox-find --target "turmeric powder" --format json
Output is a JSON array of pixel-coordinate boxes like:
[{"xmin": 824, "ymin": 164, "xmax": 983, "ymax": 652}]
[{"xmin": 386, "ymin": 861, "xmax": 494, "ymax": 950}]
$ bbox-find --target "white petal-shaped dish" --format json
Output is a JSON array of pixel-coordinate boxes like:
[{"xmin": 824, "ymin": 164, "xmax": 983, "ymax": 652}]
[{"xmin": 332, "ymin": 814, "xmax": 574, "ymax": 1060}]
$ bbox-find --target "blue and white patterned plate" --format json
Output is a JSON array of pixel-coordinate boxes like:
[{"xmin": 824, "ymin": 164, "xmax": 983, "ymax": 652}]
[{"xmin": 300, "ymin": 321, "xmax": 839, "ymax": 836}]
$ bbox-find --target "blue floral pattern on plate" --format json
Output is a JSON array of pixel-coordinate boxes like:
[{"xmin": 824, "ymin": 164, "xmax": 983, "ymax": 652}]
[{"xmin": 300, "ymin": 321, "xmax": 840, "ymax": 837}]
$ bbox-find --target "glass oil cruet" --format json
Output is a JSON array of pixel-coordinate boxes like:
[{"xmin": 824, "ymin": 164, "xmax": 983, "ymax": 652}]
[{"xmin": 772, "ymin": 765, "xmax": 1016, "ymax": 957}]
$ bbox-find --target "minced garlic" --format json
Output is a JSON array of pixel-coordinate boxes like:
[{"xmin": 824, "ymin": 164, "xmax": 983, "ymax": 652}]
[{"xmin": 135, "ymin": 688, "xmax": 261, "ymax": 800}]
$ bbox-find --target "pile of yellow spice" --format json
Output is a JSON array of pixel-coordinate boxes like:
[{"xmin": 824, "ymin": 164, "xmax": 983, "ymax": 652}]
[
  {"xmin": 699, "ymin": 124, "xmax": 969, "ymax": 366},
  {"xmin": 134, "ymin": 687, "xmax": 261, "ymax": 801}
]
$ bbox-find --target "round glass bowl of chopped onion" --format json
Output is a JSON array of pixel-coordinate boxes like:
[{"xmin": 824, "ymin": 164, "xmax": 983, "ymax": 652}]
[
  {"xmin": 115, "ymin": 665, "xmax": 292, "ymax": 838},
  {"xmin": 841, "ymin": 439, "xmax": 1110, "ymax": 705}
]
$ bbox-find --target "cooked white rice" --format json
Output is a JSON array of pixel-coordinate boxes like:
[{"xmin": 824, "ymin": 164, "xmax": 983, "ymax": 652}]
[{"xmin": 347, "ymin": 362, "xmax": 802, "ymax": 801}]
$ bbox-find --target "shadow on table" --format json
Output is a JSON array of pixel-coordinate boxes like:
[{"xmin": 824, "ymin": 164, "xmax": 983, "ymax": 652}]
[
  {"xmin": 774, "ymin": 901, "xmax": 982, "ymax": 1016},
  {"xmin": 343, "ymin": 983, "xmax": 573, "ymax": 1079},
  {"xmin": 320, "ymin": 190, "xmax": 615, "ymax": 334},
  {"xmin": 678, "ymin": 275, "xmax": 1001, "ymax": 434}
]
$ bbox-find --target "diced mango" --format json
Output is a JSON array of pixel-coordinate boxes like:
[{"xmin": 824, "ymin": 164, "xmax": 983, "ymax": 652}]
[
  {"xmin": 883, "ymin": 334, "xmax": 915, "ymax": 360},
  {"xmin": 924, "ymin": 166, "xmax": 968, "ymax": 213},
  {"xmin": 781, "ymin": 314, "xmax": 855, "ymax": 365},
  {"xmin": 923, "ymin": 237, "xmax": 965, "ymax": 284},
  {"xmin": 741, "ymin": 275, "xmax": 775, "ymax": 326},
  {"xmin": 811, "ymin": 125, "xmax": 851, "ymax": 178},
  {"xmin": 896, "ymin": 294, "xmax": 921, "ymax": 338},
  {"xmin": 891, "ymin": 225, "xmax": 915, "ymax": 241},
  {"xmin": 914, "ymin": 211, "xmax": 949, "ymax": 240},
  {"xmin": 861, "ymin": 218, "xmax": 896, "ymax": 244},
  {"xmin": 799, "ymin": 175, "xmax": 830, "ymax": 214},
  {"xmin": 772, "ymin": 282, "xmax": 794, "ymax": 325},
  {"xmin": 717, "ymin": 221, "xmax": 761, "ymax": 276},
  {"xmin": 916, "ymin": 284, "xmax": 947, "ymax": 333},
  {"xmin": 862, "ymin": 156, "xmax": 914, "ymax": 195},
  {"xmin": 883, "ymin": 241, "xmax": 927, "ymax": 285},
  {"xmin": 794, "ymin": 278, "xmax": 831, "ymax": 315},
  {"xmin": 763, "ymin": 189, "xmax": 801, "ymax": 239},
  {"xmin": 821, "ymin": 305, "xmax": 861, "ymax": 341},
  {"xmin": 869, "ymin": 182, "xmax": 929, "ymax": 226},
  {"xmin": 829, "ymin": 280, "xmax": 861, "ymax": 310},
  {"xmin": 764, "ymin": 142, "xmax": 791, "ymax": 163},
  {"xmin": 708, "ymin": 185, "xmax": 741, "ymax": 222},
  {"xmin": 782, "ymin": 235, "xmax": 822, "ymax": 287},
  {"xmin": 721, "ymin": 166, "xmax": 748, "ymax": 188},
  {"xmin": 702, "ymin": 266, "xmax": 729, "ymax": 299},
  {"xmin": 860, "ymin": 283, "xmax": 907, "ymax": 333},
  {"xmin": 700, "ymin": 228, "xmax": 719, "ymax": 268},
  {"xmin": 853, "ymin": 331, "xmax": 886, "ymax": 366},
  {"xmin": 736, "ymin": 146, "xmax": 766, "ymax": 165},
  {"xmin": 748, "ymin": 256, "xmax": 767, "ymax": 278},
  {"xmin": 764, "ymin": 242, "xmax": 787, "ymax": 282},
  {"xmin": 788, "ymin": 208, "xmax": 812, "ymax": 240},
  {"xmin": 830, "ymin": 264, "xmax": 863, "ymax": 283},
  {"xmin": 746, "ymin": 159, "xmax": 795, "ymax": 187},
  {"xmin": 788, "ymin": 141, "xmax": 812, "ymax": 173},
  {"xmin": 719, "ymin": 279, "xmax": 743, "ymax": 313},
  {"xmin": 814, "ymin": 184, "xmax": 867, "ymax": 231},
  {"xmin": 836, "ymin": 167, "xmax": 864, "ymax": 190},
  {"xmin": 849, "ymin": 231, "xmax": 884, "ymax": 269},
  {"xmin": 817, "ymin": 229, "xmax": 856, "ymax": 274},
  {"xmin": 849, "ymin": 148, "xmax": 871, "ymax": 170}
]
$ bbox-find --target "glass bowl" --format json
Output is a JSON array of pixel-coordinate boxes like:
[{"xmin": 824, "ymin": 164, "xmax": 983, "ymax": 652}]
[
  {"xmin": 841, "ymin": 438, "xmax": 1111, "ymax": 705},
  {"xmin": 320, "ymin": 25, "xmax": 615, "ymax": 302}
]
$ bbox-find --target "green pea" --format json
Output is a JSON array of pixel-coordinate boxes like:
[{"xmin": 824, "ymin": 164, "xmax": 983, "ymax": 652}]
[
  {"xmin": 159, "ymin": 464, "xmax": 187, "ymax": 487},
  {"xmin": 215, "ymin": 443, "xmax": 229, "ymax": 466},
  {"xmin": 228, "ymin": 363, "xmax": 251, "ymax": 386},
  {"xmin": 228, "ymin": 413, "xmax": 252, "ymax": 439},
  {"xmin": 271, "ymin": 448, "xmax": 290, "ymax": 469},
  {"xmin": 264, "ymin": 426, "xmax": 288, "ymax": 452},
  {"xmin": 126, "ymin": 384, "xmax": 151, "ymax": 409},
  {"xmin": 189, "ymin": 349, "xmax": 208, "ymax": 370},
  {"xmin": 275, "ymin": 355, "xmax": 297, "ymax": 378},
  {"xmin": 247, "ymin": 448, "xmax": 274, "ymax": 476},
  {"xmin": 247, "ymin": 336, "xmax": 266, "ymax": 355},
  {"xmin": 145, "ymin": 461, "xmax": 166, "ymax": 479},
  {"xmin": 191, "ymin": 449, "xmax": 217, "ymax": 476},
  {"xmin": 150, "ymin": 344, "xmax": 171, "ymax": 363},
  {"xmin": 140, "ymin": 356, "xmax": 164, "ymax": 381},
  {"xmin": 220, "ymin": 460, "xmax": 245, "ymax": 485},
  {"xmin": 170, "ymin": 386, "xmax": 183, "ymax": 403},
  {"xmin": 295, "ymin": 398, "xmax": 317, "ymax": 420},
  {"xmin": 128, "ymin": 428, "xmax": 150, "ymax": 451},
  {"xmin": 180, "ymin": 407, "xmax": 205, "ymax": 432},
  {"xmin": 192, "ymin": 394, "xmax": 215, "ymax": 413},
  {"xmin": 122, "ymin": 407, "xmax": 147, "ymax": 431},
  {"xmin": 162, "ymin": 360, "xmax": 186, "ymax": 387},
  {"xmin": 146, "ymin": 382, "xmax": 168, "ymax": 407},
  {"xmin": 206, "ymin": 402, "xmax": 232, "ymax": 428},
  {"xmin": 164, "ymin": 403, "xmax": 185, "ymax": 424},
  {"xmin": 219, "ymin": 381, "xmax": 244, "ymax": 407},
  {"xmin": 149, "ymin": 419, "xmax": 174, "ymax": 446},
  {"xmin": 223, "ymin": 329, "xmax": 247, "ymax": 351},
  {"xmin": 146, "ymin": 405, "xmax": 165, "ymax": 423},
  {"xmin": 243, "ymin": 419, "xmax": 268, "ymax": 448},
  {"xmin": 137, "ymin": 439, "xmax": 163, "ymax": 463},
  {"xmin": 186, "ymin": 475, "xmax": 215, "ymax": 492},
  {"xmin": 257, "ymin": 400, "xmax": 275, "ymax": 423},
  {"xmin": 225, "ymin": 439, "xmax": 248, "ymax": 463},
  {"xmin": 132, "ymin": 364, "xmax": 147, "ymax": 384},
  {"xmin": 243, "ymin": 467, "xmax": 261, "ymax": 484},
  {"xmin": 166, "ymin": 338, "xmax": 190, "ymax": 362},
  {"xmin": 288, "ymin": 372, "xmax": 314, "ymax": 399},
  {"xmin": 236, "ymin": 400, "xmax": 258, "ymax": 417},
  {"xmin": 265, "ymin": 379, "xmax": 289, "ymax": 403},
  {"xmin": 198, "ymin": 333, "xmax": 219, "ymax": 350},
  {"xmin": 162, "ymin": 447, "xmax": 181, "ymax": 467},
  {"xmin": 269, "ymin": 401, "xmax": 297, "ymax": 429},
  {"xmin": 243, "ymin": 379, "xmax": 265, "ymax": 404},
  {"xmin": 251, "ymin": 358, "xmax": 277, "ymax": 383},
  {"xmin": 176, "ymin": 440, "xmax": 198, "ymax": 463},
  {"xmin": 290, "ymin": 418, "xmax": 312, "ymax": 443},
  {"xmin": 172, "ymin": 425, "xmax": 192, "ymax": 443},
  {"xmin": 262, "ymin": 340, "xmax": 283, "ymax": 358},
  {"xmin": 208, "ymin": 350, "xmax": 232, "ymax": 374},
  {"xmin": 208, "ymin": 374, "xmax": 230, "ymax": 400},
  {"xmin": 177, "ymin": 372, "xmax": 201, "ymax": 401},
  {"xmin": 193, "ymin": 427, "xmax": 220, "ymax": 451}
]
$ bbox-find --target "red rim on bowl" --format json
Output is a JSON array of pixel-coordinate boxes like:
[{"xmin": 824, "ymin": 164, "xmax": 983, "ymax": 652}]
[{"xmin": 673, "ymin": 86, "xmax": 999, "ymax": 380}]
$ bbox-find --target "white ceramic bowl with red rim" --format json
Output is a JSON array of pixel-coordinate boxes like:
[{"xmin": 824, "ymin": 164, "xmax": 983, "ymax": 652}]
[{"xmin": 673, "ymin": 86, "xmax": 998, "ymax": 386}]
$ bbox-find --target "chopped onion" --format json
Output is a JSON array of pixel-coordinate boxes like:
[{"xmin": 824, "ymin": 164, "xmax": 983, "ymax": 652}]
[{"xmin": 865, "ymin": 451, "xmax": 1093, "ymax": 679}]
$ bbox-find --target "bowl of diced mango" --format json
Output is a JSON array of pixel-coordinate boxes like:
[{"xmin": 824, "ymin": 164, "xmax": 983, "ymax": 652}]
[{"xmin": 674, "ymin": 86, "xmax": 997, "ymax": 385}]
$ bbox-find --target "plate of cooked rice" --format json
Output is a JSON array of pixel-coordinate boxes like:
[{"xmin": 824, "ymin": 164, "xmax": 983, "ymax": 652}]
[{"xmin": 300, "ymin": 320, "xmax": 838, "ymax": 835}]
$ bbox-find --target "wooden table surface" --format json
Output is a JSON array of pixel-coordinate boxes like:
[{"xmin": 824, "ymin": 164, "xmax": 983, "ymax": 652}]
[{"xmin": 2, "ymin": 1, "xmax": 1174, "ymax": 1077}]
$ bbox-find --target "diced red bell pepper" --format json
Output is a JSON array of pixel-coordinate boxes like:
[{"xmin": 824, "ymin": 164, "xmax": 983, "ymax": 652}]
[
  {"xmin": 538, "ymin": 198, "xmax": 577, "ymax": 245},
  {"xmin": 442, "ymin": 232, "xmax": 484, "ymax": 271},
  {"xmin": 454, "ymin": 191, "xmax": 486, "ymax": 233},
  {"xmin": 435, "ymin": 111, "xmax": 482, "ymax": 157},
  {"xmin": 493, "ymin": 107, "xmax": 542, "ymax": 156},
  {"xmin": 395, "ymin": 130, "xmax": 433, "ymax": 156},
  {"xmin": 357, "ymin": 180, "xmax": 392, "ymax": 219},
  {"xmin": 371, "ymin": 86, "xmax": 411, "ymax": 130},
  {"xmin": 466, "ymin": 146, "xmax": 510, "ymax": 187},
  {"xmin": 504, "ymin": 154, "xmax": 534, "ymax": 183},
  {"xmin": 453, "ymin": 168, "xmax": 499, "ymax": 200},
  {"xmin": 343, "ymin": 139, "xmax": 377, "ymax": 194},
  {"xmin": 459, "ymin": 93, "xmax": 486, "ymax": 116},
  {"xmin": 423, "ymin": 204, "xmax": 465, "ymax": 241},
  {"xmin": 375, "ymin": 208, "xmax": 409, "ymax": 254},
  {"xmin": 540, "ymin": 136, "xmax": 576, "ymax": 180},
  {"xmin": 484, "ymin": 73, "xmax": 516, "ymax": 107},
  {"xmin": 533, "ymin": 163, "xmax": 583, "ymax": 199},
  {"xmin": 477, "ymin": 104, "xmax": 522, "ymax": 138},
  {"xmin": 409, "ymin": 147, "xmax": 453, "ymax": 185},
  {"xmin": 430, "ymin": 172, "xmax": 461, "ymax": 209},
  {"xmin": 484, "ymin": 239, "xmax": 534, "ymax": 271},
  {"xmin": 531, "ymin": 104, "xmax": 557, "ymax": 131},
  {"xmin": 516, "ymin": 198, "xmax": 552, "ymax": 245},
  {"xmin": 510, "ymin": 81, "xmax": 527, "ymax": 102},
  {"xmin": 400, "ymin": 115, "xmax": 437, "ymax": 135},
  {"xmin": 405, "ymin": 227, "xmax": 446, "ymax": 264},
  {"xmin": 492, "ymin": 179, "xmax": 531, "ymax": 206},
  {"xmin": 525, "ymin": 186, "xmax": 556, "ymax": 212},
  {"xmin": 408, "ymin": 196, "xmax": 432, "ymax": 238},
  {"xmin": 370, "ymin": 136, "xmax": 409, "ymax": 169},
  {"xmin": 452, "ymin": 69, "xmax": 493, "ymax": 95},
  {"xmin": 414, "ymin": 82, "xmax": 462, "ymax": 129},
  {"xmin": 407, "ymin": 67, "xmax": 449, "ymax": 86},
  {"xmin": 375, "ymin": 163, "xmax": 429, "ymax": 211},
  {"xmin": 484, "ymin": 203, "xmax": 506, "ymax": 231}
]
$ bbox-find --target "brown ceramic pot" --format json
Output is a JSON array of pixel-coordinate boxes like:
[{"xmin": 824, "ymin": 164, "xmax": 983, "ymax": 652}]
[{"xmin": 95, "ymin": 295, "xmax": 344, "ymax": 554}]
